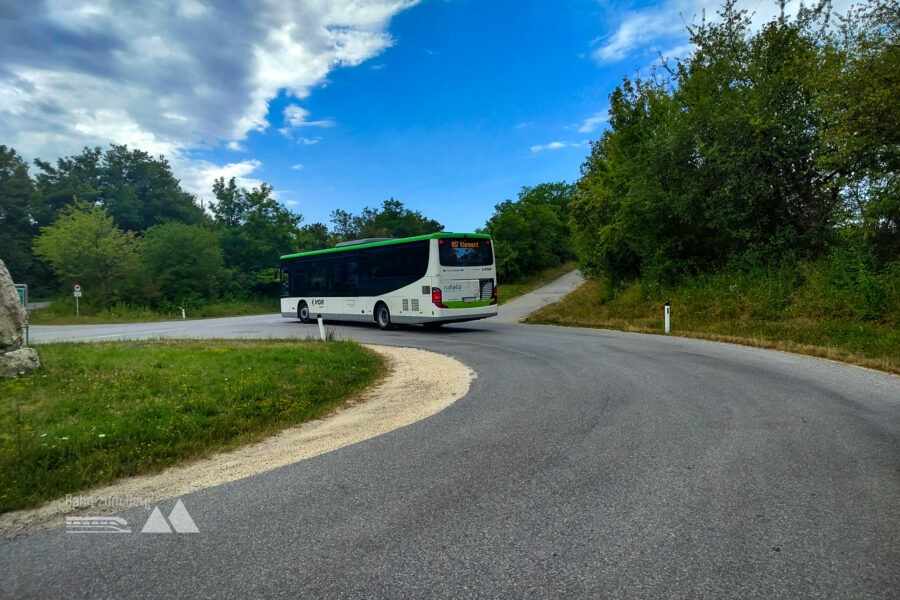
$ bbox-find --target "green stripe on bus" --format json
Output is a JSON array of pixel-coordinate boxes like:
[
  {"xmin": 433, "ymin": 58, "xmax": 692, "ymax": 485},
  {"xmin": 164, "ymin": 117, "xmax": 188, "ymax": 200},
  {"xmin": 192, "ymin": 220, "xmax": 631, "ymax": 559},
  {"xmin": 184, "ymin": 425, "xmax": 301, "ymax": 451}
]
[
  {"xmin": 442, "ymin": 300, "xmax": 495, "ymax": 309},
  {"xmin": 280, "ymin": 232, "xmax": 492, "ymax": 260}
]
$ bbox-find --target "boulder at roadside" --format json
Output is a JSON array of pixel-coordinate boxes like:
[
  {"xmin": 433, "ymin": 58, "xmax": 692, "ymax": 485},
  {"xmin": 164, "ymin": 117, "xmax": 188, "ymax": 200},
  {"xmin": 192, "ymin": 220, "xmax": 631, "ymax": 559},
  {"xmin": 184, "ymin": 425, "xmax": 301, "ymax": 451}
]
[{"xmin": 0, "ymin": 259, "xmax": 40, "ymax": 378}]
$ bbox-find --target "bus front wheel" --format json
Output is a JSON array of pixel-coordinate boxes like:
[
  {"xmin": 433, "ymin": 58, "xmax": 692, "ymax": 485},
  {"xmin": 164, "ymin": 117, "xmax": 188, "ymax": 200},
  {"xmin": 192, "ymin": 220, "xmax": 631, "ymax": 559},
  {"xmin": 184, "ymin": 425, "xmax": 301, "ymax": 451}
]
[
  {"xmin": 375, "ymin": 303, "xmax": 393, "ymax": 331},
  {"xmin": 298, "ymin": 302, "xmax": 311, "ymax": 323}
]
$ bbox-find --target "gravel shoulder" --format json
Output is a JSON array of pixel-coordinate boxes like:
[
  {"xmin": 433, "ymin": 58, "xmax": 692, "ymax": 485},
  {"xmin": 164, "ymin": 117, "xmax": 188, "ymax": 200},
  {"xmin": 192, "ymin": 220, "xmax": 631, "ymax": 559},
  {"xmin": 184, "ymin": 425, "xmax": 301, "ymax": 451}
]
[{"xmin": 0, "ymin": 344, "xmax": 474, "ymax": 541}]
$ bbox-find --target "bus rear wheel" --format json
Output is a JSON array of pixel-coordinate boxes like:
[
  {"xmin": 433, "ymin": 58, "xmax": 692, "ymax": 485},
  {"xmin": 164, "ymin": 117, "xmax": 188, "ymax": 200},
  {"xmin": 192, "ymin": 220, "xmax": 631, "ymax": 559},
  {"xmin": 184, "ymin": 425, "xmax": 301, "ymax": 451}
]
[
  {"xmin": 375, "ymin": 303, "xmax": 393, "ymax": 331},
  {"xmin": 298, "ymin": 302, "xmax": 311, "ymax": 323}
]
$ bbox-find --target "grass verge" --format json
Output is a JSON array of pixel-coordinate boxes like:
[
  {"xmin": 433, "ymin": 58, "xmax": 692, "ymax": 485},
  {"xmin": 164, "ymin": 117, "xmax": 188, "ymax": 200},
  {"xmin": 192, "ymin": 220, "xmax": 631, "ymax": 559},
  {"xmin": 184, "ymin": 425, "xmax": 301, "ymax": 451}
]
[
  {"xmin": 525, "ymin": 278, "xmax": 900, "ymax": 375},
  {"xmin": 498, "ymin": 263, "xmax": 576, "ymax": 305},
  {"xmin": 0, "ymin": 339, "xmax": 384, "ymax": 512},
  {"xmin": 29, "ymin": 298, "xmax": 278, "ymax": 325}
]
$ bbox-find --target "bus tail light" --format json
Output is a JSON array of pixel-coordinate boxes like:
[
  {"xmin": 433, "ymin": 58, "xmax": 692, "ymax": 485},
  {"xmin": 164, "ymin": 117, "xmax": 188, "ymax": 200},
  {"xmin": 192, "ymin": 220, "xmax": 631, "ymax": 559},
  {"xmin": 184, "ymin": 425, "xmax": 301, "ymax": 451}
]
[
  {"xmin": 431, "ymin": 287, "xmax": 448, "ymax": 308},
  {"xmin": 490, "ymin": 284, "xmax": 497, "ymax": 305}
]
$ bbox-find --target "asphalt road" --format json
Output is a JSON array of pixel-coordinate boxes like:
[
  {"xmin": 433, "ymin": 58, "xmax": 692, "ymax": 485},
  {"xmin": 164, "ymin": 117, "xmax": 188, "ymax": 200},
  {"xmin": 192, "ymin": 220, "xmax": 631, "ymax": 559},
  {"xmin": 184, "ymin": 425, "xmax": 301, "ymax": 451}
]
[
  {"xmin": 2, "ymin": 313, "xmax": 898, "ymax": 598},
  {"xmin": 498, "ymin": 270, "xmax": 585, "ymax": 322}
]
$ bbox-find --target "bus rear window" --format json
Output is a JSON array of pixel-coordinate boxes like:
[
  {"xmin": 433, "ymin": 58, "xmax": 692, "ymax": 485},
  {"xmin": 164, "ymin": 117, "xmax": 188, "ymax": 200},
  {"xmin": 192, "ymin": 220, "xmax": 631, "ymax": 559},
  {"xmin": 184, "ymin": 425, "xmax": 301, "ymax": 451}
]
[{"xmin": 439, "ymin": 238, "xmax": 493, "ymax": 267}]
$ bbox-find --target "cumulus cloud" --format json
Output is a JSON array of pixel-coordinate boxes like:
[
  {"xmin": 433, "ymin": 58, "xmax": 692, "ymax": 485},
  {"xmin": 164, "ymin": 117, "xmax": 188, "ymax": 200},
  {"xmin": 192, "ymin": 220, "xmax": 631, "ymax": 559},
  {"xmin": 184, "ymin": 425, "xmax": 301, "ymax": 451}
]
[
  {"xmin": 591, "ymin": 0, "xmax": 854, "ymax": 65},
  {"xmin": 177, "ymin": 159, "xmax": 266, "ymax": 198},
  {"xmin": 0, "ymin": 0, "xmax": 418, "ymax": 196}
]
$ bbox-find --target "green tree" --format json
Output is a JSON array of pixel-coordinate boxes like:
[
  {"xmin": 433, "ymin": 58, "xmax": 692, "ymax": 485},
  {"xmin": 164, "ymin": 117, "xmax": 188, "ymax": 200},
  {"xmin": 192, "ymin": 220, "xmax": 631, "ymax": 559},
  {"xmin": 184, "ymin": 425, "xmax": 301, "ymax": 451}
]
[
  {"xmin": 34, "ymin": 145, "xmax": 206, "ymax": 232},
  {"xmin": 482, "ymin": 183, "xmax": 575, "ymax": 280},
  {"xmin": 296, "ymin": 222, "xmax": 333, "ymax": 252},
  {"xmin": 142, "ymin": 223, "xmax": 224, "ymax": 302},
  {"xmin": 212, "ymin": 177, "xmax": 302, "ymax": 292},
  {"xmin": 571, "ymin": 0, "xmax": 860, "ymax": 283},
  {"xmin": 33, "ymin": 201, "xmax": 141, "ymax": 304},
  {"xmin": 0, "ymin": 146, "xmax": 51, "ymax": 291},
  {"xmin": 33, "ymin": 147, "xmax": 103, "ymax": 223},
  {"xmin": 330, "ymin": 198, "xmax": 443, "ymax": 241},
  {"xmin": 816, "ymin": 0, "xmax": 900, "ymax": 261}
]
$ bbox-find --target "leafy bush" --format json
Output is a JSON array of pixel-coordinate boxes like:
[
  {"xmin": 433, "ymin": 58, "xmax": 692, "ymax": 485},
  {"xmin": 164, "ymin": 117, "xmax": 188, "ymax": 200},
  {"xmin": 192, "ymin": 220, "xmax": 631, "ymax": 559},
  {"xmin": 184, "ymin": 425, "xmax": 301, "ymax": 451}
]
[{"xmin": 570, "ymin": 0, "xmax": 898, "ymax": 287}]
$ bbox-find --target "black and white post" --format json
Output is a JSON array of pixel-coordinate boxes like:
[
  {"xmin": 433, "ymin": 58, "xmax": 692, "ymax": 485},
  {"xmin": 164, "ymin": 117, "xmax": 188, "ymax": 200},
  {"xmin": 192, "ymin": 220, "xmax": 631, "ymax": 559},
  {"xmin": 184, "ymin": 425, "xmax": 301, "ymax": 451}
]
[{"xmin": 664, "ymin": 300, "xmax": 671, "ymax": 333}]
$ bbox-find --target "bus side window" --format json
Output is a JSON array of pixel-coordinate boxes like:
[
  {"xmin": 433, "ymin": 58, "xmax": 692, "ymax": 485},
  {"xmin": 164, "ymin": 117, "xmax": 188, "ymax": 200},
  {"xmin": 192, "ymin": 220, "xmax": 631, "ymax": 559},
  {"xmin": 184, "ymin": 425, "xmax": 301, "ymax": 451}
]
[
  {"xmin": 281, "ymin": 268, "xmax": 290, "ymax": 297},
  {"xmin": 335, "ymin": 260, "xmax": 359, "ymax": 295}
]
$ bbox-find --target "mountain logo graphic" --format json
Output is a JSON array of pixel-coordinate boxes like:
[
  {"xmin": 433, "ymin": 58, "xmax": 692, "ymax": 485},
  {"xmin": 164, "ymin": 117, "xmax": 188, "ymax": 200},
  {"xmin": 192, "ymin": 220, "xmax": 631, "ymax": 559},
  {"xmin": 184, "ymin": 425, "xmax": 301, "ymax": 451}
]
[{"xmin": 140, "ymin": 499, "xmax": 199, "ymax": 534}]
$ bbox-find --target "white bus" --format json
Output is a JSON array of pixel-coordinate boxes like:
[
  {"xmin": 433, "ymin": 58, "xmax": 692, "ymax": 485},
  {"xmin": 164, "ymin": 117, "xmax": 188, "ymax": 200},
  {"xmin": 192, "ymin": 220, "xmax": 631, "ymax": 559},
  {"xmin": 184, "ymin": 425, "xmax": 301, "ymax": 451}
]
[{"xmin": 280, "ymin": 233, "xmax": 498, "ymax": 329}]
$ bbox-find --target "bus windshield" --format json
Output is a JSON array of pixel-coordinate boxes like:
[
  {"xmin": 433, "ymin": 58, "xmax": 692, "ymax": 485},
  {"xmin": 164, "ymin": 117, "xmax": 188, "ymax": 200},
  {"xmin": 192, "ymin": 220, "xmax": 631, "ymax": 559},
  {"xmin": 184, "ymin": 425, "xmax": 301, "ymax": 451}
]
[{"xmin": 439, "ymin": 238, "xmax": 493, "ymax": 267}]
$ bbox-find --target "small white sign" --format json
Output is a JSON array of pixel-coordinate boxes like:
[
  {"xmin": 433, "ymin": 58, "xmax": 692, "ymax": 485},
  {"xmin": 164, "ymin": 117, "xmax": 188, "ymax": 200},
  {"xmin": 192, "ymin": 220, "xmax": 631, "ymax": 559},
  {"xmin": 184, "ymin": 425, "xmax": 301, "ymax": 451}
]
[{"xmin": 74, "ymin": 291, "xmax": 82, "ymax": 298}]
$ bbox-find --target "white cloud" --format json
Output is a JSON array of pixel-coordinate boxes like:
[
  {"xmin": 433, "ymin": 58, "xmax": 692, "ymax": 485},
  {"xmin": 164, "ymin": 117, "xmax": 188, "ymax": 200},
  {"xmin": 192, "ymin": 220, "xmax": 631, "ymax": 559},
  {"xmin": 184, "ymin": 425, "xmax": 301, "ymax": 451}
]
[
  {"xmin": 283, "ymin": 104, "xmax": 334, "ymax": 128},
  {"xmin": 226, "ymin": 141, "xmax": 245, "ymax": 151},
  {"xmin": 531, "ymin": 141, "xmax": 587, "ymax": 153},
  {"xmin": 592, "ymin": 10, "xmax": 683, "ymax": 63},
  {"xmin": 0, "ymin": 0, "xmax": 418, "ymax": 196},
  {"xmin": 176, "ymin": 159, "xmax": 266, "ymax": 198},
  {"xmin": 591, "ymin": 0, "xmax": 855, "ymax": 65},
  {"xmin": 532, "ymin": 142, "xmax": 567, "ymax": 152},
  {"xmin": 299, "ymin": 137, "xmax": 321, "ymax": 145},
  {"xmin": 291, "ymin": 163, "xmax": 304, "ymax": 170},
  {"xmin": 578, "ymin": 109, "xmax": 609, "ymax": 133}
]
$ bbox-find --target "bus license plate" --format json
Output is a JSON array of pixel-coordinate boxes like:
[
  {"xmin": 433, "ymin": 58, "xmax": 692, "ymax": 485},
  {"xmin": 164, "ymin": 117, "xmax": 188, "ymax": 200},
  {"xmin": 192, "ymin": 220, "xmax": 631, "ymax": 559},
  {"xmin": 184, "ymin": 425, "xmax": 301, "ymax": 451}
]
[{"xmin": 463, "ymin": 296, "xmax": 476, "ymax": 303}]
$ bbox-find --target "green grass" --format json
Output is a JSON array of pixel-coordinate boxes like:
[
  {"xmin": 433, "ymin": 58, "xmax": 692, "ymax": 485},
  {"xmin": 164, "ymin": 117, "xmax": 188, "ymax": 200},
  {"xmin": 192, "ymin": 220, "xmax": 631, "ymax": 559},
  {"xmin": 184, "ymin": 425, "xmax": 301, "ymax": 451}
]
[
  {"xmin": 29, "ymin": 298, "xmax": 278, "ymax": 325},
  {"xmin": 0, "ymin": 339, "xmax": 384, "ymax": 512},
  {"xmin": 498, "ymin": 262, "xmax": 576, "ymax": 305},
  {"xmin": 526, "ymin": 276, "xmax": 900, "ymax": 375}
]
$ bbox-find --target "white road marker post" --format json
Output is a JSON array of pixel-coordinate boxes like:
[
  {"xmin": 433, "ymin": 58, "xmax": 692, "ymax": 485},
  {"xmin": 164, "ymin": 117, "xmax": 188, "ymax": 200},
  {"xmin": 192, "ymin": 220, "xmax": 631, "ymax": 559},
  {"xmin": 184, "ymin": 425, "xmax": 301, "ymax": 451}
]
[
  {"xmin": 317, "ymin": 315, "xmax": 326, "ymax": 341},
  {"xmin": 664, "ymin": 300, "xmax": 671, "ymax": 333},
  {"xmin": 179, "ymin": 306, "xmax": 186, "ymax": 320},
  {"xmin": 73, "ymin": 283, "xmax": 82, "ymax": 318}
]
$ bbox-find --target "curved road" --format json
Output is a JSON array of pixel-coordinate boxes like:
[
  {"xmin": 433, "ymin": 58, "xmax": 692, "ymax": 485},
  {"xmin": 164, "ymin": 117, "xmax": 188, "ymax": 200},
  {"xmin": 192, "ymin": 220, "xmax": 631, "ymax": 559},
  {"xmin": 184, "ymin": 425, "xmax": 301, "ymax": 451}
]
[{"xmin": 2, "ymin": 314, "xmax": 899, "ymax": 598}]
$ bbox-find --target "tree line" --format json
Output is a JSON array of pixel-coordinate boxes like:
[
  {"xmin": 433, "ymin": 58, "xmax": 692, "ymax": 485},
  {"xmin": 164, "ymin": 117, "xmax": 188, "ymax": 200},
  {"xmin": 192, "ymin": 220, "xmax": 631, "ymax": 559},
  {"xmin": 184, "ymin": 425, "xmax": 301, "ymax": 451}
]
[{"xmin": 0, "ymin": 144, "xmax": 446, "ymax": 309}]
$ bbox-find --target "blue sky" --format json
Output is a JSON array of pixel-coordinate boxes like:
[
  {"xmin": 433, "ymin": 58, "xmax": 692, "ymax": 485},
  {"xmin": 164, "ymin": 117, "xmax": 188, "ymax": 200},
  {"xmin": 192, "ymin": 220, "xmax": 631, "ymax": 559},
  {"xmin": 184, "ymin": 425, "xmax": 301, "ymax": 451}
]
[
  {"xmin": 2, "ymin": 0, "xmax": 834, "ymax": 232},
  {"xmin": 224, "ymin": 0, "xmax": 618, "ymax": 230}
]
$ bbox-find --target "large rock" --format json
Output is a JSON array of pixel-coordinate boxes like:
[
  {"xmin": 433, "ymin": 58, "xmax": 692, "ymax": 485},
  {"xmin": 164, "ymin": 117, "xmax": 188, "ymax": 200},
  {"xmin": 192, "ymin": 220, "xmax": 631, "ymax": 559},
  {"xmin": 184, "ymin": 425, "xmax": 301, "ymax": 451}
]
[
  {"xmin": 0, "ymin": 347, "xmax": 41, "ymax": 378},
  {"xmin": 0, "ymin": 259, "xmax": 27, "ymax": 352}
]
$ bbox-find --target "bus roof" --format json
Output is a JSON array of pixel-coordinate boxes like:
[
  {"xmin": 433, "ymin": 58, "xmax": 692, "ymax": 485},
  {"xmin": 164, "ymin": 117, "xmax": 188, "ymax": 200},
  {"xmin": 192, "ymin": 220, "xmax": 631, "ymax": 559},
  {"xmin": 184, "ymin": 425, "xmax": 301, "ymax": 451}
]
[{"xmin": 280, "ymin": 232, "xmax": 492, "ymax": 260}]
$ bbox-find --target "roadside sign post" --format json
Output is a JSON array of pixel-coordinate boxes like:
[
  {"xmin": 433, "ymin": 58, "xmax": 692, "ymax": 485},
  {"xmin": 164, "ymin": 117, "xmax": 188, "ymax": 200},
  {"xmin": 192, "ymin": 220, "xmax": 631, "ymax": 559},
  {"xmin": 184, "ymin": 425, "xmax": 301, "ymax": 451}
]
[
  {"xmin": 14, "ymin": 284, "xmax": 28, "ymax": 346},
  {"xmin": 664, "ymin": 300, "xmax": 671, "ymax": 333},
  {"xmin": 74, "ymin": 284, "xmax": 82, "ymax": 318}
]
